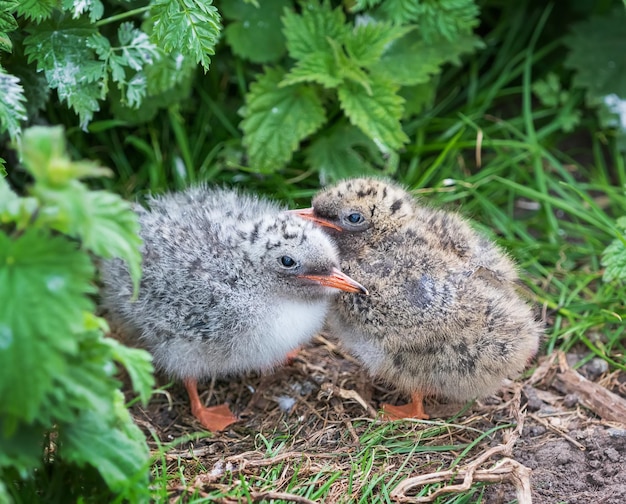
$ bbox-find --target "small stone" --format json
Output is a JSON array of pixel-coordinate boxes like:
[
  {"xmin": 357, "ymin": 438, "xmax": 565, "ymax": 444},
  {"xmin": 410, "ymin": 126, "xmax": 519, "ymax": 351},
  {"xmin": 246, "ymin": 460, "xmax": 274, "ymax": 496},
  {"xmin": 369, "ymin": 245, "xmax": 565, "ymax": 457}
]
[
  {"xmin": 563, "ymin": 393, "xmax": 578, "ymax": 408},
  {"xmin": 528, "ymin": 425, "xmax": 547, "ymax": 437},
  {"xmin": 556, "ymin": 452, "xmax": 570, "ymax": 465},
  {"xmin": 608, "ymin": 428, "xmax": 626, "ymax": 438},
  {"xmin": 584, "ymin": 358, "xmax": 609, "ymax": 378},
  {"xmin": 588, "ymin": 460, "xmax": 601, "ymax": 469},
  {"xmin": 605, "ymin": 447, "xmax": 620, "ymax": 462}
]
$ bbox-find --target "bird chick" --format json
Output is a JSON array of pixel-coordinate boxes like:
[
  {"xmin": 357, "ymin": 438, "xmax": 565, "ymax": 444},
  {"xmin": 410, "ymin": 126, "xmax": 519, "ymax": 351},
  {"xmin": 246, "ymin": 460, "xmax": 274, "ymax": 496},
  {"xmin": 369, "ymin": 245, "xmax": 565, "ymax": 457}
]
[
  {"xmin": 295, "ymin": 178, "xmax": 542, "ymax": 420},
  {"xmin": 100, "ymin": 186, "xmax": 367, "ymax": 432}
]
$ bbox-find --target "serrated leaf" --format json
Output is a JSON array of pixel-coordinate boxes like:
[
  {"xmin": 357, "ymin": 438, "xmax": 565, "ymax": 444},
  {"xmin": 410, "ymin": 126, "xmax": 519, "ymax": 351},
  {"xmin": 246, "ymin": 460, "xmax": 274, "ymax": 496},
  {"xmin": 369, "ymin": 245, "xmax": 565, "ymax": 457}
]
[
  {"xmin": 24, "ymin": 15, "xmax": 105, "ymax": 128},
  {"xmin": 0, "ymin": 1, "xmax": 18, "ymax": 52},
  {"xmin": 240, "ymin": 67, "xmax": 326, "ymax": 172},
  {"xmin": 0, "ymin": 176, "xmax": 38, "ymax": 229},
  {"xmin": 223, "ymin": 0, "xmax": 290, "ymax": 63},
  {"xmin": 0, "ymin": 68, "xmax": 27, "ymax": 144},
  {"xmin": 0, "ymin": 229, "xmax": 94, "ymax": 423},
  {"xmin": 338, "ymin": 77, "xmax": 408, "ymax": 152},
  {"xmin": 564, "ymin": 8, "xmax": 626, "ymax": 137},
  {"xmin": 106, "ymin": 337, "xmax": 154, "ymax": 405},
  {"xmin": 305, "ymin": 122, "xmax": 385, "ymax": 183},
  {"xmin": 21, "ymin": 126, "xmax": 111, "ymax": 186},
  {"xmin": 415, "ymin": 0, "xmax": 480, "ymax": 42},
  {"xmin": 0, "ymin": 418, "xmax": 47, "ymax": 472},
  {"xmin": 602, "ymin": 216, "xmax": 626, "ymax": 282},
  {"xmin": 61, "ymin": 0, "xmax": 104, "ymax": 23},
  {"xmin": 150, "ymin": 0, "xmax": 222, "ymax": 72},
  {"xmin": 350, "ymin": 0, "xmax": 384, "ymax": 12},
  {"xmin": 16, "ymin": 0, "xmax": 56, "ymax": 22},
  {"xmin": 370, "ymin": 31, "xmax": 483, "ymax": 86},
  {"xmin": 282, "ymin": 0, "xmax": 349, "ymax": 61},
  {"xmin": 61, "ymin": 396, "xmax": 150, "ymax": 498},
  {"xmin": 32, "ymin": 184, "xmax": 142, "ymax": 292},
  {"xmin": 145, "ymin": 50, "xmax": 195, "ymax": 95},
  {"xmin": 380, "ymin": 0, "xmax": 421, "ymax": 24},
  {"xmin": 327, "ymin": 37, "xmax": 372, "ymax": 93},
  {"xmin": 401, "ymin": 79, "xmax": 438, "ymax": 117},
  {"xmin": 345, "ymin": 21, "xmax": 414, "ymax": 68},
  {"xmin": 281, "ymin": 52, "xmax": 342, "ymax": 88}
]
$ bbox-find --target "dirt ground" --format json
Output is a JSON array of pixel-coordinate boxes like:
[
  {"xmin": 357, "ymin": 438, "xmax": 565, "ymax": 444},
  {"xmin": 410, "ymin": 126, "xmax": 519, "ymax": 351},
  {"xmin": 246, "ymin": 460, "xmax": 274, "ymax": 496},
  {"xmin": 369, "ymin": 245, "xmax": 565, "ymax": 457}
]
[{"xmin": 127, "ymin": 335, "xmax": 626, "ymax": 503}]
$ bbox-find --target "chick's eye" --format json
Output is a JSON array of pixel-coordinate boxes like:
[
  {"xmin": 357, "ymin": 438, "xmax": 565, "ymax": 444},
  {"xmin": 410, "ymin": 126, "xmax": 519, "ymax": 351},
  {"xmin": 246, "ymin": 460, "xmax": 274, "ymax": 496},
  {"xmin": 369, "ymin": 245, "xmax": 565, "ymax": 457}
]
[
  {"xmin": 347, "ymin": 212, "xmax": 363, "ymax": 224},
  {"xmin": 280, "ymin": 256, "xmax": 297, "ymax": 268}
]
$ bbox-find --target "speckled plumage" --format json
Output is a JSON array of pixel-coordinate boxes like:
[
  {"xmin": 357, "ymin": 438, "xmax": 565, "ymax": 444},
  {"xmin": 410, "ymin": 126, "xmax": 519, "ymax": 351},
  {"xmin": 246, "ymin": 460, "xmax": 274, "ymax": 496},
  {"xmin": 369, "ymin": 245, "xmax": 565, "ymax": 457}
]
[
  {"xmin": 100, "ymin": 186, "xmax": 366, "ymax": 430},
  {"xmin": 299, "ymin": 178, "xmax": 542, "ymax": 418}
]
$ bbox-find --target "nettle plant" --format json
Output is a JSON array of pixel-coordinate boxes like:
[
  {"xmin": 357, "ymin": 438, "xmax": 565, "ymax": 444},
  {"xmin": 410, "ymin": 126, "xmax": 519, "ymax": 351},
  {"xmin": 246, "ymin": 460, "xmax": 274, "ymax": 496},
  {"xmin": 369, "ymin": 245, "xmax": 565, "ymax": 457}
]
[
  {"xmin": 0, "ymin": 126, "xmax": 153, "ymax": 502},
  {"xmin": 0, "ymin": 0, "xmax": 483, "ymax": 179}
]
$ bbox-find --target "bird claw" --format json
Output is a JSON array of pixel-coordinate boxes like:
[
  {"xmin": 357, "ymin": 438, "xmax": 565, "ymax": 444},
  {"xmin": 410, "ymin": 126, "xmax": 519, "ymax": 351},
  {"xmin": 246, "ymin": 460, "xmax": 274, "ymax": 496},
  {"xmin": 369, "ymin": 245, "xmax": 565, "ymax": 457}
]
[
  {"xmin": 192, "ymin": 403, "xmax": 238, "ymax": 432},
  {"xmin": 381, "ymin": 402, "xmax": 430, "ymax": 421}
]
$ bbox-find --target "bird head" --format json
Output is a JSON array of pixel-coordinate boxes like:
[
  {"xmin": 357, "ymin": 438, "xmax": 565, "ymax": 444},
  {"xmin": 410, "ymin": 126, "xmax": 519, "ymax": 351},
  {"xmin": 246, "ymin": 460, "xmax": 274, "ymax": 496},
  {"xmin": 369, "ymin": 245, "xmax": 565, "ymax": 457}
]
[
  {"xmin": 244, "ymin": 212, "xmax": 368, "ymax": 299},
  {"xmin": 292, "ymin": 178, "xmax": 415, "ymax": 249}
]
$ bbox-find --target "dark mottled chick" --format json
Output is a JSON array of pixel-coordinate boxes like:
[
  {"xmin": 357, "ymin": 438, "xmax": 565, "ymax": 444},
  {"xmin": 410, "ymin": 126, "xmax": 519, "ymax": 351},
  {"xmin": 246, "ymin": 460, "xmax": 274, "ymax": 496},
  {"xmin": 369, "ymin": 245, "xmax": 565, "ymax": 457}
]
[
  {"xmin": 295, "ymin": 178, "xmax": 542, "ymax": 419},
  {"xmin": 100, "ymin": 186, "xmax": 367, "ymax": 431}
]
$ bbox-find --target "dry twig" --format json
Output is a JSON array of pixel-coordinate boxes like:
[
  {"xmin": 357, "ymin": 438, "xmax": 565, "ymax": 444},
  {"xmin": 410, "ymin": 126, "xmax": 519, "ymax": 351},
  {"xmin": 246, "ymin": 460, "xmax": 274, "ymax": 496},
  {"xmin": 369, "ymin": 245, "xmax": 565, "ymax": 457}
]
[{"xmin": 390, "ymin": 391, "xmax": 532, "ymax": 503}]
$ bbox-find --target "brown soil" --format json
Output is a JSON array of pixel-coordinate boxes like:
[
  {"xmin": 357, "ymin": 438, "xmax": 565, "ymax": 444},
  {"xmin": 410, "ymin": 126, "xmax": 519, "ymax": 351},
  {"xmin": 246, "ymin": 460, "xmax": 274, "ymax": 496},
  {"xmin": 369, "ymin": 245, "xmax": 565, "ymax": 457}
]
[{"xmin": 126, "ymin": 335, "xmax": 626, "ymax": 503}]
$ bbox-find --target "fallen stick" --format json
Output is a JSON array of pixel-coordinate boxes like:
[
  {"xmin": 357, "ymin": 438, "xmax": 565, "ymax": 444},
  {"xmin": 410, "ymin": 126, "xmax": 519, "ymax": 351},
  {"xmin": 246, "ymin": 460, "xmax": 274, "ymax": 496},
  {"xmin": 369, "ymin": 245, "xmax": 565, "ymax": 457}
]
[
  {"xmin": 552, "ymin": 352, "xmax": 626, "ymax": 425},
  {"xmin": 390, "ymin": 390, "xmax": 532, "ymax": 503}
]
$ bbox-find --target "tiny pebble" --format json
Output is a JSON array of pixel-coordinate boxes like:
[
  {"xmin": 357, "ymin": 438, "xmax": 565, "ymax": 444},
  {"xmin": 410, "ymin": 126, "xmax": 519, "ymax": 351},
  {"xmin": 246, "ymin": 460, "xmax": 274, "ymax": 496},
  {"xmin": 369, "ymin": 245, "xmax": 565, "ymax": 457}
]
[
  {"xmin": 608, "ymin": 428, "xmax": 626, "ymax": 438},
  {"xmin": 584, "ymin": 357, "xmax": 609, "ymax": 378},
  {"xmin": 588, "ymin": 460, "xmax": 601, "ymax": 469},
  {"xmin": 556, "ymin": 452, "xmax": 570, "ymax": 465},
  {"xmin": 605, "ymin": 447, "xmax": 620, "ymax": 462},
  {"xmin": 563, "ymin": 393, "xmax": 578, "ymax": 408}
]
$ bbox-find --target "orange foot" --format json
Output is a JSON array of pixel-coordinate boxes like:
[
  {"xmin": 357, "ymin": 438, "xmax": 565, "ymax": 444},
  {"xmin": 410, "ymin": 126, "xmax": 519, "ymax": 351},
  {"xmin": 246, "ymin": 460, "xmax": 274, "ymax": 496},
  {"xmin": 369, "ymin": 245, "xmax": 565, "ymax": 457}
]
[
  {"xmin": 184, "ymin": 378, "xmax": 238, "ymax": 432},
  {"xmin": 192, "ymin": 403, "xmax": 238, "ymax": 432},
  {"xmin": 284, "ymin": 348, "xmax": 300, "ymax": 365},
  {"xmin": 382, "ymin": 391, "xmax": 429, "ymax": 420}
]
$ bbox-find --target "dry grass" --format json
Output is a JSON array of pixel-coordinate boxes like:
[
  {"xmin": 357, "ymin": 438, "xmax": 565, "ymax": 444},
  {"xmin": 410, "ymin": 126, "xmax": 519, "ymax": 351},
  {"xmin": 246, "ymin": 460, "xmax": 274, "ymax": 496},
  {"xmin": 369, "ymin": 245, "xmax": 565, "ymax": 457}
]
[{"xmin": 123, "ymin": 334, "xmax": 626, "ymax": 503}]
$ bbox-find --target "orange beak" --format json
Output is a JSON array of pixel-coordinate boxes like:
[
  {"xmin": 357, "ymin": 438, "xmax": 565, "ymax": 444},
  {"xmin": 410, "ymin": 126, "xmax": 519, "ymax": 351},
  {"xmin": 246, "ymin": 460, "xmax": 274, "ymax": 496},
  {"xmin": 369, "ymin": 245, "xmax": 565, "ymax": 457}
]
[
  {"xmin": 290, "ymin": 208, "xmax": 343, "ymax": 231},
  {"xmin": 298, "ymin": 267, "xmax": 368, "ymax": 295}
]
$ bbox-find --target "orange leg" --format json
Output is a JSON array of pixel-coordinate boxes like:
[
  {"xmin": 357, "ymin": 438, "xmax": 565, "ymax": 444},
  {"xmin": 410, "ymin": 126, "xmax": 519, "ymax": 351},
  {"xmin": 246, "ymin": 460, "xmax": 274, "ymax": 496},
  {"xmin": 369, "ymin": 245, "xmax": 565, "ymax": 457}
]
[
  {"xmin": 184, "ymin": 378, "xmax": 238, "ymax": 432},
  {"xmin": 382, "ymin": 391, "xmax": 429, "ymax": 420}
]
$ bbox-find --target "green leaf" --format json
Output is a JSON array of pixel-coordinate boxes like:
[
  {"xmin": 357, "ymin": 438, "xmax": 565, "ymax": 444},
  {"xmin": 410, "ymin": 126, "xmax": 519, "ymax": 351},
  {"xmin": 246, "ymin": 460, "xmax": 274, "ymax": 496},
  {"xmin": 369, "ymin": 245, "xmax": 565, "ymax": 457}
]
[
  {"xmin": 0, "ymin": 229, "xmax": 94, "ymax": 423},
  {"xmin": 338, "ymin": 77, "xmax": 408, "ymax": 152},
  {"xmin": 370, "ymin": 31, "xmax": 483, "ymax": 86},
  {"xmin": 20, "ymin": 126, "xmax": 142, "ymax": 291},
  {"xmin": 223, "ymin": 0, "xmax": 290, "ymax": 63},
  {"xmin": 21, "ymin": 126, "xmax": 111, "ymax": 186},
  {"xmin": 106, "ymin": 337, "xmax": 154, "ymax": 405},
  {"xmin": 280, "ymin": 52, "xmax": 342, "ymax": 88},
  {"xmin": 88, "ymin": 23, "xmax": 159, "ymax": 108},
  {"xmin": 61, "ymin": 395, "xmax": 150, "ymax": 499},
  {"xmin": 150, "ymin": 0, "xmax": 222, "ymax": 72},
  {"xmin": 0, "ymin": 1, "xmax": 18, "ymax": 52},
  {"xmin": 305, "ymin": 122, "xmax": 386, "ymax": 183},
  {"xmin": 564, "ymin": 8, "xmax": 626, "ymax": 136},
  {"xmin": 15, "ymin": 0, "xmax": 56, "ymax": 22},
  {"xmin": 414, "ymin": 0, "xmax": 480, "ymax": 42},
  {"xmin": 24, "ymin": 15, "xmax": 105, "ymax": 128},
  {"xmin": 0, "ymin": 68, "xmax": 27, "ymax": 144},
  {"xmin": 282, "ymin": 0, "xmax": 349, "ymax": 61},
  {"xmin": 61, "ymin": 0, "xmax": 104, "ymax": 23},
  {"xmin": 0, "ymin": 418, "xmax": 47, "ymax": 472},
  {"xmin": 344, "ymin": 21, "xmax": 414, "ymax": 68},
  {"xmin": 380, "ymin": 0, "xmax": 421, "ymax": 24},
  {"xmin": 241, "ymin": 67, "xmax": 326, "ymax": 172},
  {"xmin": 0, "ymin": 176, "xmax": 38, "ymax": 229},
  {"xmin": 32, "ymin": 185, "xmax": 142, "ymax": 292},
  {"xmin": 327, "ymin": 37, "xmax": 372, "ymax": 94},
  {"xmin": 400, "ymin": 80, "xmax": 438, "ymax": 117},
  {"xmin": 602, "ymin": 216, "xmax": 626, "ymax": 282}
]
